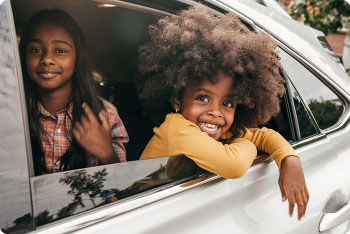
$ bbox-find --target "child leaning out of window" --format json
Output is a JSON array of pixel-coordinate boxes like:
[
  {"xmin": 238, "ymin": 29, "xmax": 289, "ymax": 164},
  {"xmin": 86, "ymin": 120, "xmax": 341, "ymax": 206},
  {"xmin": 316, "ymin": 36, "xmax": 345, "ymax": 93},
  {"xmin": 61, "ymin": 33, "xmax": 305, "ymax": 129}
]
[{"xmin": 137, "ymin": 5, "xmax": 309, "ymax": 220}]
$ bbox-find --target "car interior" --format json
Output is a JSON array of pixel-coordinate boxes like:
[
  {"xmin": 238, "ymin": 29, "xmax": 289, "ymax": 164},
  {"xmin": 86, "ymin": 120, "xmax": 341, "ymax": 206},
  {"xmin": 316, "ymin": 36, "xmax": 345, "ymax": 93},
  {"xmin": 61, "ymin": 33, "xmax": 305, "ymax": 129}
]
[{"xmin": 11, "ymin": 0, "xmax": 295, "ymax": 163}]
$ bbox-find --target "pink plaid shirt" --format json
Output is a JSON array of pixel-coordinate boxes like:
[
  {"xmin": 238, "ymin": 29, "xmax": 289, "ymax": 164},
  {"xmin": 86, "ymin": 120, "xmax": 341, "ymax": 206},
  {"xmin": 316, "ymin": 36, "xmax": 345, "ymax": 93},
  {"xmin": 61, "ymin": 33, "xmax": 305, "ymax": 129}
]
[{"xmin": 39, "ymin": 99, "xmax": 128, "ymax": 173}]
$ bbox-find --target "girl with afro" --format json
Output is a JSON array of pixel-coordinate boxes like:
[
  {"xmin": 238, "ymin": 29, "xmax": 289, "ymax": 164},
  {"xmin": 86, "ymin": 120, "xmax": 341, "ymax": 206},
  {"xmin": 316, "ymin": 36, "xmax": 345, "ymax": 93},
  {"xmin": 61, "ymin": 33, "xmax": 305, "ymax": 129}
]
[{"xmin": 137, "ymin": 5, "xmax": 308, "ymax": 220}]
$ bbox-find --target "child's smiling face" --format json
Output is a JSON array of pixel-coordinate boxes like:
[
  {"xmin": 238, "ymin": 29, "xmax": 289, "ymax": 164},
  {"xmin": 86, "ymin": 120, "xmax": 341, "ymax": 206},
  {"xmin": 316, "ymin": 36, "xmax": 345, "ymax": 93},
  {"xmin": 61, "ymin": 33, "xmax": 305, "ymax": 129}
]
[
  {"xmin": 173, "ymin": 72, "xmax": 236, "ymax": 140},
  {"xmin": 25, "ymin": 22, "xmax": 76, "ymax": 93}
]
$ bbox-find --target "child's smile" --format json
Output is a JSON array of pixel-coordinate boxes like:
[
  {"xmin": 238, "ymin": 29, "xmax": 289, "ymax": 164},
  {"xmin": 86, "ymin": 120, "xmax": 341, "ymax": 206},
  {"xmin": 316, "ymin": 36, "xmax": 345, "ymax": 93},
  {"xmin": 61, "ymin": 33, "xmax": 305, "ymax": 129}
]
[
  {"xmin": 25, "ymin": 22, "xmax": 76, "ymax": 94},
  {"xmin": 36, "ymin": 69, "xmax": 63, "ymax": 79},
  {"xmin": 173, "ymin": 72, "xmax": 236, "ymax": 140}
]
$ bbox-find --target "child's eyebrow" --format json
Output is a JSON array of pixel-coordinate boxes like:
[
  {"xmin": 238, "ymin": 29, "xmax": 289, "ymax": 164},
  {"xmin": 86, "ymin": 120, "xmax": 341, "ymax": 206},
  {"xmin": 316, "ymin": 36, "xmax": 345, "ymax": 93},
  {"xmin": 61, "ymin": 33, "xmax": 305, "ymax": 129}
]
[
  {"xmin": 193, "ymin": 88, "xmax": 212, "ymax": 93},
  {"xmin": 52, "ymin": 40, "xmax": 73, "ymax": 48},
  {"xmin": 27, "ymin": 39, "xmax": 73, "ymax": 48},
  {"xmin": 193, "ymin": 88, "xmax": 235, "ymax": 99}
]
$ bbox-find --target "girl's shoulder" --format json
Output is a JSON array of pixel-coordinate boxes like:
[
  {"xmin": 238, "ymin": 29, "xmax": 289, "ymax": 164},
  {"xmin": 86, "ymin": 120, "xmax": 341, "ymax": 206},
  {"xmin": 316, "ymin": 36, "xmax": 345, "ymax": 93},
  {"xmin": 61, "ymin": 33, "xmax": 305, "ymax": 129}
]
[
  {"xmin": 99, "ymin": 97, "xmax": 118, "ymax": 113},
  {"xmin": 159, "ymin": 113, "xmax": 199, "ymax": 135},
  {"xmin": 98, "ymin": 97, "xmax": 121, "ymax": 126}
]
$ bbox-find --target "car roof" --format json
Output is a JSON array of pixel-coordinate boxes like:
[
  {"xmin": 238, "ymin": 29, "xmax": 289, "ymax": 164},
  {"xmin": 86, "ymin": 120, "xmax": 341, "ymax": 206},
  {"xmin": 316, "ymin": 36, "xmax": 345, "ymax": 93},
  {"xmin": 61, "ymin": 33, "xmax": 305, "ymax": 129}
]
[{"xmin": 213, "ymin": 0, "xmax": 350, "ymax": 96}]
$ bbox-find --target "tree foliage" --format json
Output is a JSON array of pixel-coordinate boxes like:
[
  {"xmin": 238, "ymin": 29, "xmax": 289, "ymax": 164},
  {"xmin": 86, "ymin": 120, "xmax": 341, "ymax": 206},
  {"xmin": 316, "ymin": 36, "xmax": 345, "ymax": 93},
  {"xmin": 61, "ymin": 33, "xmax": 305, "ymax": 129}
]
[
  {"xmin": 288, "ymin": 0, "xmax": 350, "ymax": 35},
  {"xmin": 57, "ymin": 168, "xmax": 108, "ymax": 218}
]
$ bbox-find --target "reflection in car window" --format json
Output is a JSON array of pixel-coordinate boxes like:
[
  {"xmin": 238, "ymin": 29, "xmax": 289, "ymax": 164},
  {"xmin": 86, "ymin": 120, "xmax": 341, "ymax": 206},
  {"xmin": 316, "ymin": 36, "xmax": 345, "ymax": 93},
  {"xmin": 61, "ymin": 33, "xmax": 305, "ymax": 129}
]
[
  {"xmin": 30, "ymin": 155, "xmax": 205, "ymax": 226},
  {"xmin": 289, "ymin": 81, "xmax": 318, "ymax": 139},
  {"xmin": 279, "ymin": 49, "xmax": 344, "ymax": 130}
]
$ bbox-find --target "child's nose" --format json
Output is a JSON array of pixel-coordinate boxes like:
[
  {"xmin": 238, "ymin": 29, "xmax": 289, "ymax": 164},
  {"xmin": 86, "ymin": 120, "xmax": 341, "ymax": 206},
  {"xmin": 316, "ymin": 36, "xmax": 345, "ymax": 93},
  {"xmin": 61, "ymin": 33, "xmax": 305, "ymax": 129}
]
[
  {"xmin": 208, "ymin": 104, "xmax": 223, "ymax": 118},
  {"xmin": 40, "ymin": 51, "xmax": 55, "ymax": 66}
]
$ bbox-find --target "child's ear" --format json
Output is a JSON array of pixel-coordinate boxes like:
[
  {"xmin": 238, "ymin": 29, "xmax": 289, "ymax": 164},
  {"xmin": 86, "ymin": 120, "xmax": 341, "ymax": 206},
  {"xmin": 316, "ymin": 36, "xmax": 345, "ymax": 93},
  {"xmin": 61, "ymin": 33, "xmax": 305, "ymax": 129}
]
[{"xmin": 171, "ymin": 98, "xmax": 181, "ymax": 112}]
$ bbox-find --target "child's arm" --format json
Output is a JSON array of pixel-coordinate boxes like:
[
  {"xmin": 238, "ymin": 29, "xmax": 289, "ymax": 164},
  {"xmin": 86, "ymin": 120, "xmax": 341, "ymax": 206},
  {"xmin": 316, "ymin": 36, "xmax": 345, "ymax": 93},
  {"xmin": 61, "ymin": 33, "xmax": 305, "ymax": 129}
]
[
  {"xmin": 143, "ymin": 114, "xmax": 258, "ymax": 178},
  {"xmin": 242, "ymin": 127, "xmax": 309, "ymax": 220},
  {"xmin": 72, "ymin": 103, "xmax": 122, "ymax": 164},
  {"xmin": 279, "ymin": 156, "xmax": 309, "ymax": 220}
]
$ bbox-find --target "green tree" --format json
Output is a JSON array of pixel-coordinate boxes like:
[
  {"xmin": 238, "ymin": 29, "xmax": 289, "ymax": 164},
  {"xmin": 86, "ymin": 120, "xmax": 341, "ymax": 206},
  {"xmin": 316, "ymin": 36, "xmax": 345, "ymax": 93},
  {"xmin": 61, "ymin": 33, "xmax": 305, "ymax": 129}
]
[
  {"xmin": 308, "ymin": 98, "xmax": 343, "ymax": 129},
  {"xmin": 288, "ymin": 0, "xmax": 350, "ymax": 35}
]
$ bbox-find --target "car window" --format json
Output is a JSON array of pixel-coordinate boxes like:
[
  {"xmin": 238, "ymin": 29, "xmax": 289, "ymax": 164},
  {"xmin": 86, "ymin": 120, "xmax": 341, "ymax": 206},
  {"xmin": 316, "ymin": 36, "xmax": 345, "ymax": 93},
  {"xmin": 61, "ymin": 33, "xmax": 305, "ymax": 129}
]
[
  {"xmin": 279, "ymin": 49, "xmax": 345, "ymax": 130},
  {"xmin": 288, "ymin": 78, "xmax": 318, "ymax": 139},
  {"xmin": 8, "ymin": 0, "xmax": 302, "ymax": 229},
  {"xmin": 9, "ymin": 0, "xmax": 209, "ymax": 229},
  {"xmin": 31, "ymin": 155, "xmax": 205, "ymax": 226}
]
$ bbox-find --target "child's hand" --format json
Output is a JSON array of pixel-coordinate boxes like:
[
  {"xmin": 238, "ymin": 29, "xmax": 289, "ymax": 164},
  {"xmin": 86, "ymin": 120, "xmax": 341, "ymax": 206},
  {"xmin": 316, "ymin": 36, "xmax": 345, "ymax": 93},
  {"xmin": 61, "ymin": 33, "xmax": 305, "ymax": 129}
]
[
  {"xmin": 72, "ymin": 103, "xmax": 119, "ymax": 164},
  {"xmin": 278, "ymin": 156, "xmax": 309, "ymax": 220}
]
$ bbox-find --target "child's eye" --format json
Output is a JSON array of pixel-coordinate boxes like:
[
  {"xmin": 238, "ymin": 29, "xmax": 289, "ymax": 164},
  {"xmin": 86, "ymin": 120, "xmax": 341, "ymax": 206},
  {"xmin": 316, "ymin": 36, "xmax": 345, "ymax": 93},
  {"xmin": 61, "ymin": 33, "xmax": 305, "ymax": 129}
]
[
  {"xmin": 196, "ymin": 95, "xmax": 210, "ymax": 103},
  {"xmin": 223, "ymin": 100, "xmax": 234, "ymax": 108},
  {"xmin": 55, "ymin": 49, "xmax": 67, "ymax": 54},
  {"xmin": 29, "ymin": 48, "xmax": 43, "ymax": 53}
]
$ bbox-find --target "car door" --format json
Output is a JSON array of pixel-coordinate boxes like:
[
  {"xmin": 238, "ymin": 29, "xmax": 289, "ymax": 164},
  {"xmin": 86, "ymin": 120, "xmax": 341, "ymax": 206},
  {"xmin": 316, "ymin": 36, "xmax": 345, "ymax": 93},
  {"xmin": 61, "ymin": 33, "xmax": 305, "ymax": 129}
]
[
  {"xmin": 2, "ymin": 0, "xmax": 350, "ymax": 233},
  {"xmin": 67, "ymin": 47, "xmax": 350, "ymax": 234},
  {"xmin": 63, "ymin": 3, "xmax": 350, "ymax": 233}
]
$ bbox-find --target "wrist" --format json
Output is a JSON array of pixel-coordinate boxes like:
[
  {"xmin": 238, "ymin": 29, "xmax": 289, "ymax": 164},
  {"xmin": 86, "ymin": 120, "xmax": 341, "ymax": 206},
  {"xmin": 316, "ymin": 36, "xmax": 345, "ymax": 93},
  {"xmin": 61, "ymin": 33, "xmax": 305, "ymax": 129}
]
[
  {"xmin": 281, "ymin": 155, "xmax": 300, "ymax": 169},
  {"xmin": 99, "ymin": 147, "xmax": 119, "ymax": 164}
]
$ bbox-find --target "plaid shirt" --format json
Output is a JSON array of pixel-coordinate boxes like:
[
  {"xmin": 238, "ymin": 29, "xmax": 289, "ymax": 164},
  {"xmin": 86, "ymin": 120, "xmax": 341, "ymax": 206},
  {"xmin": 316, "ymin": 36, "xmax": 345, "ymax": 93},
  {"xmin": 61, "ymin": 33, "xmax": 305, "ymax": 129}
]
[{"xmin": 39, "ymin": 99, "xmax": 128, "ymax": 173}]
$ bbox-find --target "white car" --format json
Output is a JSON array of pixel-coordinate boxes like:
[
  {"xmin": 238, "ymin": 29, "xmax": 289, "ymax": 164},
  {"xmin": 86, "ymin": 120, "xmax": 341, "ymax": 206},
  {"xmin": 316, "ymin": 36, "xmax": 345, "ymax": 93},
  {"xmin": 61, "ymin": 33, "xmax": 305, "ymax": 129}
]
[{"xmin": 1, "ymin": 0, "xmax": 350, "ymax": 233}]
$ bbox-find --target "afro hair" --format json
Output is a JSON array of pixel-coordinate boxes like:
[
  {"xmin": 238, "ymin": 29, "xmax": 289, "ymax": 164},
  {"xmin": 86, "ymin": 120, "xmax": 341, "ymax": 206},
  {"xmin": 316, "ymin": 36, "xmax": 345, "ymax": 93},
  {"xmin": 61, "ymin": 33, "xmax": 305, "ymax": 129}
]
[{"xmin": 137, "ymin": 5, "xmax": 285, "ymax": 136}]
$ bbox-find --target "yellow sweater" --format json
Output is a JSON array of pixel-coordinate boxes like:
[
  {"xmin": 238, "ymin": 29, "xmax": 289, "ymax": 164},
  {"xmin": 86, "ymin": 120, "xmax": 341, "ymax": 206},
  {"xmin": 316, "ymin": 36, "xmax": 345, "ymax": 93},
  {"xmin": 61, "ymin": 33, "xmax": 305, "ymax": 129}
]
[{"xmin": 140, "ymin": 113, "xmax": 298, "ymax": 179}]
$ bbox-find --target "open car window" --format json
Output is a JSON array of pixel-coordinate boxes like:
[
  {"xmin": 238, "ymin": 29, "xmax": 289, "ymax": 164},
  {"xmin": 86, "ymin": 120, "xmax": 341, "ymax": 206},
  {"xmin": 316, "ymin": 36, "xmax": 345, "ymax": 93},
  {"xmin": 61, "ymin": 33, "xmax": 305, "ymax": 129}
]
[
  {"xmin": 9, "ymin": 0, "xmax": 210, "ymax": 229},
  {"xmin": 279, "ymin": 49, "xmax": 345, "ymax": 131},
  {"xmin": 7, "ymin": 0, "xmax": 310, "ymax": 230}
]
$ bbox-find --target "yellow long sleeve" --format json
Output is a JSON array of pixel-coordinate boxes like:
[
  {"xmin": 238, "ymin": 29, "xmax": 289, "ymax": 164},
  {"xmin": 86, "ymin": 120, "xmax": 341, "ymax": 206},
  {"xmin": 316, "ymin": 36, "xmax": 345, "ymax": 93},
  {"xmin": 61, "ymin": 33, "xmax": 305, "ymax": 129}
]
[{"xmin": 140, "ymin": 113, "xmax": 298, "ymax": 178}]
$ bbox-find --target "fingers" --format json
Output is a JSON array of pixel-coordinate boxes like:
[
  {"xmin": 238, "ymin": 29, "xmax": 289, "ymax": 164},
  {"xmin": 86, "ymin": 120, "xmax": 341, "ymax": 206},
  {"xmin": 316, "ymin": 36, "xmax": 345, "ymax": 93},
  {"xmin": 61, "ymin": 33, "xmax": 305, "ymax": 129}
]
[
  {"xmin": 81, "ymin": 113, "xmax": 89, "ymax": 127},
  {"xmin": 295, "ymin": 192, "xmax": 304, "ymax": 220},
  {"xmin": 82, "ymin": 102, "xmax": 98, "ymax": 123},
  {"xmin": 72, "ymin": 121, "xmax": 83, "ymax": 141},
  {"xmin": 99, "ymin": 111, "xmax": 109, "ymax": 131},
  {"xmin": 280, "ymin": 186, "xmax": 287, "ymax": 202},
  {"xmin": 301, "ymin": 187, "xmax": 309, "ymax": 218},
  {"xmin": 287, "ymin": 192, "xmax": 296, "ymax": 217},
  {"xmin": 284, "ymin": 187, "xmax": 309, "ymax": 220}
]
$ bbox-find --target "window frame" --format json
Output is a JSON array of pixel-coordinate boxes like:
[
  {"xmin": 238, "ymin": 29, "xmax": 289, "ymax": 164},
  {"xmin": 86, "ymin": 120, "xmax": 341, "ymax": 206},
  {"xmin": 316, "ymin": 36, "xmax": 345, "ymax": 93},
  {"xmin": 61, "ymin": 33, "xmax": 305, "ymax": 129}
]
[{"xmin": 279, "ymin": 48, "xmax": 350, "ymax": 137}]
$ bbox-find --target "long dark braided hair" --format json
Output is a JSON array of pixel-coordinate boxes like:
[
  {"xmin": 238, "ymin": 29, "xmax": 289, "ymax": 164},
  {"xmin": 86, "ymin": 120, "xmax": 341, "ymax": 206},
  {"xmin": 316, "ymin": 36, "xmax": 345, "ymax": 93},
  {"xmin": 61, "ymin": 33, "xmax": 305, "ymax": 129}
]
[{"xmin": 19, "ymin": 9, "xmax": 103, "ymax": 175}]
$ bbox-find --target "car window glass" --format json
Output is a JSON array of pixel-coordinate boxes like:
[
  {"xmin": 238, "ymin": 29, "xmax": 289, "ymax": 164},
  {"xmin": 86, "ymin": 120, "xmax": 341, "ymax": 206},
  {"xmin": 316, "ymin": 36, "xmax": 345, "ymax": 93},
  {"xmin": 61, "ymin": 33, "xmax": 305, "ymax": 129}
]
[
  {"xmin": 279, "ymin": 49, "xmax": 344, "ymax": 130},
  {"xmin": 31, "ymin": 155, "xmax": 205, "ymax": 226},
  {"xmin": 289, "ymin": 80, "xmax": 318, "ymax": 139}
]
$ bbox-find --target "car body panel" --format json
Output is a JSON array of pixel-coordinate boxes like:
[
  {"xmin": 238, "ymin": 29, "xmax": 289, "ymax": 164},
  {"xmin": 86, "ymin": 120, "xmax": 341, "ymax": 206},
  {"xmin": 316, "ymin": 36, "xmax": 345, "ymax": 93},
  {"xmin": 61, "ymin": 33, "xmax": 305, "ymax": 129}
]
[{"xmin": 31, "ymin": 122, "xmax": 350, "ymax": 234}]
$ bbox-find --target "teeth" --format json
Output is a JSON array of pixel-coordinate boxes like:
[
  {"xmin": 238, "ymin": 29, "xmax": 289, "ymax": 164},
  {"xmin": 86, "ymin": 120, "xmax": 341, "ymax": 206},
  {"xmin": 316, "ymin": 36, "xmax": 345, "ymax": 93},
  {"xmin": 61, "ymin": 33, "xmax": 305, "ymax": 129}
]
[{"xmin": 198, "ymin": 122, "xmax": 219, "ymax": 133}]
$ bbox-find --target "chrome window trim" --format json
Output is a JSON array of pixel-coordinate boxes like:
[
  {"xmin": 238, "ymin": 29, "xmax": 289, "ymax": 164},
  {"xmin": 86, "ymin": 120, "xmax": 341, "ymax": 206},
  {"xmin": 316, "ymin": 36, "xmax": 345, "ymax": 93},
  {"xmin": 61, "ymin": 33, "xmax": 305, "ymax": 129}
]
[
  {"xmin": 291, "ymin": 133, "xmax": 327, "ymax": 149},
  {"xmin": 93, "ymin": 0, "xmax": 172, "ymax": 16},
  {"xmin": 34, "ymin": 173, "xmax": 221, "ymax": 233},
  {"xmin": 201, "ymin": 0, "xmax": 258, "ymax": 29},
  {"xmin": 178, "ymin": 0, "xmax": 225, "ymax": 16}
]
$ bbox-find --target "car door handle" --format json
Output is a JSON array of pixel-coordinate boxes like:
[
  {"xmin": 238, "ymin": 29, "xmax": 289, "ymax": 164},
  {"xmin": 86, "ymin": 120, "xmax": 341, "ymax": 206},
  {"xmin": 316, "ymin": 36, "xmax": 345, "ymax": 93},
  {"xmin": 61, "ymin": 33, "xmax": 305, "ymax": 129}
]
[{"xmin": 319, "ymin": 202, "xmax": 350, "ymax": 232}]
